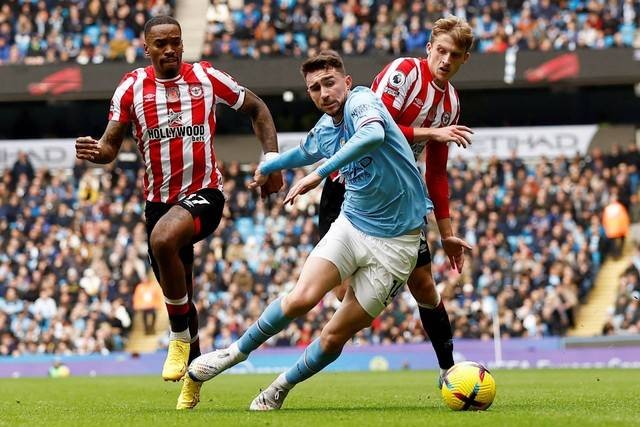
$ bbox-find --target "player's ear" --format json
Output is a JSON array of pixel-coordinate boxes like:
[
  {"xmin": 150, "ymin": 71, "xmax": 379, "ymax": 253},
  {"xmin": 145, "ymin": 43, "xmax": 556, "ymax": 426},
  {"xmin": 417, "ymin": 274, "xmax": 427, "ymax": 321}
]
[
  {"xmin": 345, "ymin": 74, "xmax": 352, "ymax": 89},
  {"xmin": 426, "ymin": 42, "xmax": 432, "ymax": 55},
  {"xmin": 143, "ymin": 42, "xmax": 149, "ymax": 57},
  {"xmin": 463, "ymin": 51, "xmax": 470, "ymax": 63}
]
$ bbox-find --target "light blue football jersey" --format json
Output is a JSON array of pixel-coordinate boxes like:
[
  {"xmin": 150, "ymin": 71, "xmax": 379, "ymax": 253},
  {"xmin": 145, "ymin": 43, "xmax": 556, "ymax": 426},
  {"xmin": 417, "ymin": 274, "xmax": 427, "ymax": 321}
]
[{"xmin": 301, "ymin": 86, "xmax": 428, "ymax": 237}]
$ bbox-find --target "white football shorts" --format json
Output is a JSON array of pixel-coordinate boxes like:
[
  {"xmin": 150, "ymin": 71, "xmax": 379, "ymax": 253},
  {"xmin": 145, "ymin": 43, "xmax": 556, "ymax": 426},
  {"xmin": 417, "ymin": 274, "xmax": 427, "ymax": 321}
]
[{"xmin": 309, "ymin": 214, "xmax": 419, "ymax": 317}]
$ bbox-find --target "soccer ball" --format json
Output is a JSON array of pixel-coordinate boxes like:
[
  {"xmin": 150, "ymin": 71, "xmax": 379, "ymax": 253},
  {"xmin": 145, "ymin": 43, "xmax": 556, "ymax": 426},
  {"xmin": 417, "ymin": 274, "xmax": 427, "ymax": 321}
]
[{"xmin": 440, "ymin": 361, "xmax": 496, "ymax": 411}]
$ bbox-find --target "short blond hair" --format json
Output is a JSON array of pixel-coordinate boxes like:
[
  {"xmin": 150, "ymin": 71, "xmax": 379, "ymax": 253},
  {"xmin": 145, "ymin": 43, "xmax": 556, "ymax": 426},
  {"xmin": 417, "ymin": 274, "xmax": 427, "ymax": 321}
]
[{"xmin": 431, "ymin": 17, "xmax": 474, "ymax": 52}]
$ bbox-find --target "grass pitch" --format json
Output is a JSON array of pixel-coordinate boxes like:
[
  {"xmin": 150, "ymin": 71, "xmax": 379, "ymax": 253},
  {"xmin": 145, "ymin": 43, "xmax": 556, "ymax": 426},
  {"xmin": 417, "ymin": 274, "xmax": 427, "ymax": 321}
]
[{"xmin": 0, "ymin": 369, "xmax": 638, "ymax": 426}]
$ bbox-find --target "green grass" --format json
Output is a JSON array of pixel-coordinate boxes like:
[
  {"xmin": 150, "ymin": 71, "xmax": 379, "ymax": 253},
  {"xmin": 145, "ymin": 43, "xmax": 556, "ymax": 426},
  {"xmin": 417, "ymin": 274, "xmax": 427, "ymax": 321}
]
[{"xmin": 0, "ymin": 370, "xmax": 638, "ymax": 426}]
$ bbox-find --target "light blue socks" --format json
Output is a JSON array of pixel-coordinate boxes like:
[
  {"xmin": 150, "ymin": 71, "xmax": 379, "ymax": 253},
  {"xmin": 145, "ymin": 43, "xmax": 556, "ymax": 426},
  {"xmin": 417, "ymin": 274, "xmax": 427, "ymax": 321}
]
[
  {"xmin": 237, "ymin": 297, "xmax": 292, "ymax": 354},
  {"xmin": 284, "ymin": 338, "xmax": 341, "ymax": 385}
]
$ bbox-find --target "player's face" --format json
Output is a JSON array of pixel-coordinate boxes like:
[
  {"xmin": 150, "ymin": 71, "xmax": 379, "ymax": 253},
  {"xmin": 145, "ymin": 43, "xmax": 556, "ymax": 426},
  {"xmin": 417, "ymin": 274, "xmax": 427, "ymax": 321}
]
[
  {"xmin": 305, "ymin": 67, "xmax": 352, "ymax": 121},
  {"xmin": 426, "ymin": 34, "xmax": 470, "ymax": 85},
  {"xmin": 144, "ymin": 24, "xmax": 183, "ymax": 79}
]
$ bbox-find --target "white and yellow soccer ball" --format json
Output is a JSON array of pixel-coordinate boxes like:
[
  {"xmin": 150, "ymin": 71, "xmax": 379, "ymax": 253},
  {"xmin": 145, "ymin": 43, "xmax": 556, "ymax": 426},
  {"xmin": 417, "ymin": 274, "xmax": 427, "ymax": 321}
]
[{"xmin": 441, "ymin": 361, "xmax": 496, "ymax": 411}]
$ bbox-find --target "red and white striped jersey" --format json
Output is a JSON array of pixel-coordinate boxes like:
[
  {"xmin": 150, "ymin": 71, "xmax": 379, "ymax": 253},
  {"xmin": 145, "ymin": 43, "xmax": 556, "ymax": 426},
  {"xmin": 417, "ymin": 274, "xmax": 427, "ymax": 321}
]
[
  {"xmin": 371, "ymin": 57, "xmax": 461, "ymax": 158},
  {"xmin": 371, "ymin": 57, "xmax": 461, "ymax": 220},
  {"xmin": 108, "ymin": 61, "xmax": 245, "ymax": 203}
]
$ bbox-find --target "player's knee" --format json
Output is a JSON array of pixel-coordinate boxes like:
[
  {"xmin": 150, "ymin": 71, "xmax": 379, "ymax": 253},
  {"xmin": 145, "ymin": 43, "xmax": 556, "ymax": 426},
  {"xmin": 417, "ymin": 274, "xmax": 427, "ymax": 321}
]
[
  {"xmin": 149, "ymin": 230, "xmax": 177, "ymax": 259},
  {"xmin": 319, "ymin": 329, "xmax": 347, "ymax": 354},
  {"xmin": 407, "ymin": 267, "xmax": 438, "ymax": 306},
  {"xmin": 282, "ymin": 292, "xmax": 317, "ymax": 317}
]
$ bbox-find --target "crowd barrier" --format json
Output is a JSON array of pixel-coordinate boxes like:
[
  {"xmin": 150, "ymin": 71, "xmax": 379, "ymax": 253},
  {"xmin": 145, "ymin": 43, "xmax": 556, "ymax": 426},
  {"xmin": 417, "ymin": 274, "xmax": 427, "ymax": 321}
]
[{"xmin": 2, "ymin": 337, "xmax": 639, "ymax": 378}]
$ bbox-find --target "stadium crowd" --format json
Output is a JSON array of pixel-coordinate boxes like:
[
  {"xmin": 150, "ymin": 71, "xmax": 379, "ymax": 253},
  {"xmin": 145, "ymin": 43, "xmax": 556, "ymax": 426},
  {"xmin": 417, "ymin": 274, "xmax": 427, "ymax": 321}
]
[
  {"xmin": 0, "ymin": 142, "xmax": 638, "ymax": 356},
  {"xmin": 1, "ymin": 0, "xmax": 639, "ymax": 65},
  {"xmin": 0, "ymin": 0, "xmax": 175, "ymax": 65},
  {"xmin": 202, "ymin": 0, "xmax": 640, "ymax": 59},
  {"xmin": 603, "ymin": 246, "xmax": 640, "ymax": 335}
]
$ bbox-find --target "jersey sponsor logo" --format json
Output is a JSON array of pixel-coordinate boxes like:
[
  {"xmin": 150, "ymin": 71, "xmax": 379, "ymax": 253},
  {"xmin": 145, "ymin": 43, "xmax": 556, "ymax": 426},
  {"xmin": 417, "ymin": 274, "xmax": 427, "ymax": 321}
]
[
  {"xmin": 166, "ymin": 86, "xmax": 180, "ymax": 103},
  {"xmin": 145, "ymin": 125, "xmax": 206, "ymax": 141},
  {"xmin": 343, "ymin": 156, "xmax": 373, "ymax": 185},
  {"xmin": 189, "ymin": 84, "xmax": 203, "ymax": 99},
  {"xmin": 384, "ymin": 87, "xmax": 399, "ymax": 97},
  {"xmin": 442, "ymin": 112, "xmax": 451, "ymax": 126},
  {"xmin": 388, "ymin": 71, "xmax": 406, "ymax": 88},
  {"xmin": 168, "ymin": 109, "xmax": 183, "ymax": 127}
]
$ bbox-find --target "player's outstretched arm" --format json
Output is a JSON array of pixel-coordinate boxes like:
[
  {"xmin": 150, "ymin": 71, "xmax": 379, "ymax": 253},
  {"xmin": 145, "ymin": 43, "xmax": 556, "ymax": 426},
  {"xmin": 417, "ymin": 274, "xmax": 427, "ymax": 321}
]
[
  {"xmin": 248, "ymin": 145, "xmax": 322, "ymax": 190},
  {"xmin": 314, "ymin": 121, "xmax": 385, "ymax": 178},
  {"xmin": 283, "ymin": 171, "xmax": 323, "ymax": 206},
  {"xmin": 239, "ymin": 89, "xmax": 283, "ymax": 197},
  {"xmin": 413, "ymin": 125, "xmax": 473, "ymax": 148},
  {"xmin": 75, "ymin": 120, "xmax": 127, "ymax": 164}
]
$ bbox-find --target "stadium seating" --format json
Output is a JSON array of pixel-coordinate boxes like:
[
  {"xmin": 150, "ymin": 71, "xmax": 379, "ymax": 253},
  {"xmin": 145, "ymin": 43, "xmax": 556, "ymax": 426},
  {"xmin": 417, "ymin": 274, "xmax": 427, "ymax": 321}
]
[
  {"xmin": 201, "ymin": 0, "xmax": 640, "ymax": 59},
  {"xmin": 602, "ymin": 244, "xmax": 640, "ymax": 335},
  {"xmin": 1, "ymin": 143, "xmax": 638, "ymax": 356},
  {"xmin": 1, "ymin": 0, "xmax": 639, "ymax": 65},
  {"xmin": 0, "ymin": 0, "xmax": 175, "ymax": 65}
]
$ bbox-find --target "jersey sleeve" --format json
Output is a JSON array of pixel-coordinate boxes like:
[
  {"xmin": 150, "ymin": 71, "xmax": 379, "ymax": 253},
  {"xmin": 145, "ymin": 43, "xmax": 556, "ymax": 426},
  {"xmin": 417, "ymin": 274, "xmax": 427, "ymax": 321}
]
[
  {"xmin": 371, "ymin": 58, "xmax": 419, "ymax": 118},
  {"xmin": 299, "ymin": 128, "xmax": 325, "ymax": 163},
  {"xmin": 201, "ymin": 61, "xmax": 246, "ymax": 110},
  {"xmin": 425, "ymin": 141, "xmax": 450, "ymax": 220},
  {"xmin": 345, "ymin": 89, "xmax": 384, "ymax": 131},
  {"xmin": 108, "ymin": 71, "xmax": 136, "ymax": 123},
  {"xmin": 452, "ymin": 88, "xmax": 461, "ymax": 125}
]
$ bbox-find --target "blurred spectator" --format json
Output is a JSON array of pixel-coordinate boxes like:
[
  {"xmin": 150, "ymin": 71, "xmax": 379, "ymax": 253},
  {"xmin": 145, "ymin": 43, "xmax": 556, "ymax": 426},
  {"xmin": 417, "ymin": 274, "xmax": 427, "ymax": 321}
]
[
  {"xmin": 603, "ymin": 194, "xmax": 631, "ymax": 258},
  {"xmin": 603, "ymin": 247, "xmax": 640, "ymax": 335},
  {"xmin": 132, "ymin": 276, "xmax": 164, "ymax": 335},
  {"xmin": 11, "ymin": 151, "xmax": 34, "ymax": 183}
]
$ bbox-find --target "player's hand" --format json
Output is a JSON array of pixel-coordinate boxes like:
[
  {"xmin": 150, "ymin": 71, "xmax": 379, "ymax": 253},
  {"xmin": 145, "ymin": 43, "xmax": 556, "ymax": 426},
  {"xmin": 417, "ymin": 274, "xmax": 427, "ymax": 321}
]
[
  {"xmin": 283, "ymin": 171, "xmax": 323, "ymax": 205},
  {"xmin": 429, "ymin": 126, "xmax": 473, "ymax": 148},
  {"xmin": 259, "ymin": 171, "xmax": 283, "ymax": 199},
  {"xmin": 441, "ymin": 236, "xmax": 472, "ymax": 273},
  {"xmin": 75, "ymin": 136, "xmax": 101, "ymax": 162},
  {"xmin": 248, "ymin": 166, "xmax": 269, "ymax": 190}
]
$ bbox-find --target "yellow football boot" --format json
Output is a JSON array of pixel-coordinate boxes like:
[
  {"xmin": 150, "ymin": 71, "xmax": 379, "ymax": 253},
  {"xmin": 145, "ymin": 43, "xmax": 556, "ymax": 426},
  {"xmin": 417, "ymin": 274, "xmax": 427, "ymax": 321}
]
[
  {"xmin": 176, "ymin": 375, "xmax": 202, "ymax": 410},
  {"xmin": 162, "ymin": 340, "xmax": 190, "ymax": 381}
]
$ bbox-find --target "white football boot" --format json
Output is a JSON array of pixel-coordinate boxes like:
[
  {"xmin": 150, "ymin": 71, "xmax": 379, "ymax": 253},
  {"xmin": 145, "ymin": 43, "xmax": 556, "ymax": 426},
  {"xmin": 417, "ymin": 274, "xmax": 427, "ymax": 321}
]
[
  {"xmin": 188, "ymin": 342, "xmax": 247, "ymax": 382},
  {"xmin": 249, "ymin": 384, "xmax": 290, "ymax": 411}
]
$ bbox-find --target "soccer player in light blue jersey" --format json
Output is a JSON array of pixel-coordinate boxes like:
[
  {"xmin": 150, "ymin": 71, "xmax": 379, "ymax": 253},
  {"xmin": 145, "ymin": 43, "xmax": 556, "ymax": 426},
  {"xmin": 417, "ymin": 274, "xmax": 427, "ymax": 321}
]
[{"xmin": 188, "ymin": 51, "xmax": 428, "ymax": 410}]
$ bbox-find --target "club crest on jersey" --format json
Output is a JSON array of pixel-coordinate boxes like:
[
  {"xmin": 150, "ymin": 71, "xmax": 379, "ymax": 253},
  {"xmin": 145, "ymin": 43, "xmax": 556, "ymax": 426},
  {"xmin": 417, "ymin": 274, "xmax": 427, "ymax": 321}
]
[
  {"xmin": 189, "ymin": 84, "xmax": 203, "ymax": 99},
  {"xmin": 427, "ymin": 107, "xmax": 437, "ymax": 122},
  {"xmin": 442, "ymin": 112, "xmax": 451, "ymax": 125},
  {"xmin": 166, "ymin": 86, "xmax": 180, "ymax": 103},
  {"xmin": 388, "ymin": 71, "xmax": 406, "ymax": 88}
]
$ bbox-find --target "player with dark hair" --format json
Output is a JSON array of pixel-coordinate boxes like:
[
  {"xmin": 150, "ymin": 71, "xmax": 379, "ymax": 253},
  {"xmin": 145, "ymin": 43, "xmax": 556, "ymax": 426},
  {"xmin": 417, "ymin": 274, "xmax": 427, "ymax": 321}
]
[
  {"xmin": 75, "ymin": 16, "xmax": 282, "ymax": 409},
  {"xmin": 189, "ymin": 50, "xmax": 429, "ymax": 410},
  {"xmin": 320, "ymin": 16, "xmax": 475, "ymax": 384}
]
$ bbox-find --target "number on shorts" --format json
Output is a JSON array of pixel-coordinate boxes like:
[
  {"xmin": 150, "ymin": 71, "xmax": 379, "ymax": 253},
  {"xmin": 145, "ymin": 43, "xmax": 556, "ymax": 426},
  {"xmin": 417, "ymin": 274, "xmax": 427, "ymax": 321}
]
[{"xmin": 386, "ymin": 278, "xmax": 404, "ymax": 304}]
